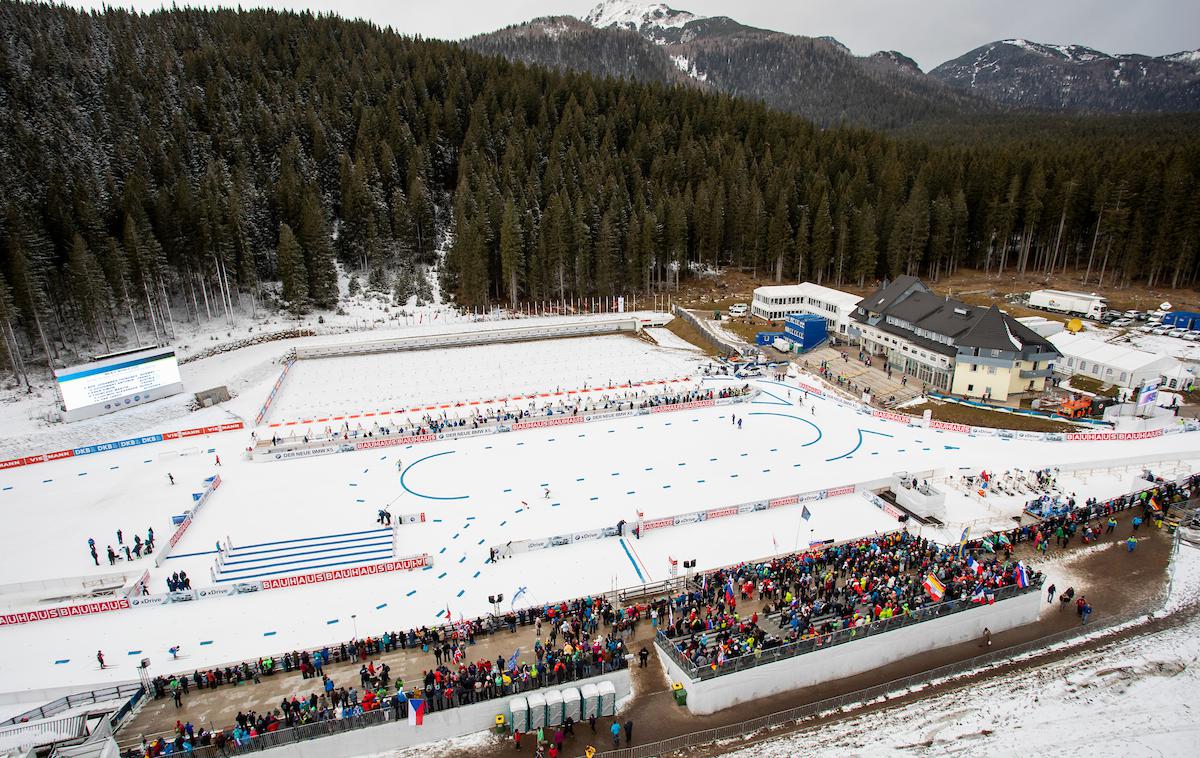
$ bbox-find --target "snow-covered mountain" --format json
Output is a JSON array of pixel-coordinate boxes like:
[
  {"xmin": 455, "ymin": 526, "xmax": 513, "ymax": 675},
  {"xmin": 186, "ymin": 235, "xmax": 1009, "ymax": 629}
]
[
  {"xmin": 467, "ymin": 0, "xmax": 984, "ymax": 129},
  {"xmin": 930, "ymin": 39, "xmax": 1200, "ymax": 111}
]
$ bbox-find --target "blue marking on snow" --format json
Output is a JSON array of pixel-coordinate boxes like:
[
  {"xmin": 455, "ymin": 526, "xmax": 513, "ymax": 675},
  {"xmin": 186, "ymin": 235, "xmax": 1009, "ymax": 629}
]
[
  {"xmin": 356, "ymin": 499, "xmax": 365, "ymax": 503},
  {"xmin": 78, "ymin": 472, "xmax": 87, "ymax": 476},
  {"xmin": 407, "ymin": 590, "xmax": 417, "ymax": 597},
  {"xmin": 432, "ymin": 518, "xmax": 443, "ymax": 523},
  {"xmin": 110, "ymin": 466, "xmax": 118, "ymax": 470},
  {"xmin": 608, "ymin": 429, "xmax": 616, "ymax": 433},
  {"xmin": 1, "ymin": 486, "xmax": 11, "ymax": 491},
  {"xmin": 626, "ymin": 491, "xmax": 635, "ymax": 495},
  {"xmin": 663, "ymin": 484, "xmax": 671, "ymax": 489},
  {"xmin": 611, "ymin": 472, "xmax": 620, "ymax": 476},
  {"xmin": 578, "ymin": 434, "xmax": 586, "ymax": 438},
  {"xmin": 43, "ymin": 479, "xmax": 52, "ymax": 483},
  {"xmin": 422, "ymin": 566, "xmax": 433, "ymax": 571},
  {"xmin": 945, "ymin": 445, "xmax": 960, "ymax": 450},
  {"xmin": 326, "ymin": 619, "xmax": 338, "ymax": 625},
  {"xmin": 793, "ymin": 463, "xmax": 802, "ymax": 468},
  {"xmin": 463, "ymin": 523, "xmax": 471, "ymax": 529},
  {"xmin": 618, "ymin": 538, "xmax": 645, "ymax": 582},
  {"xmin": 457, "ymin": 590, "xmax": 465, "ymax": 597},
  {"xmin": 747, "ymin": 412, "xmax": 822, "ymax": 446},
  {"xmin": 503, "ymin": 488, "xmax": 512, "ymax": 493},
  {"xmin": 400, "ymin": 451, "xmax": 469, "ymax": 500},
  {"xmin": 540, "ymin": 482, "xmax": 549, "ymax": 487},
  {"xmin": 199, "ymin": 641, "xmax": 213, "ymax": 646},
  {"xmin": 751, "ymin": 389, "xmax": 793, "ymax": 406},
  {"xmin": 54, "ymin": 659, "xmax": 69, "ymax": 664},
  {"xmin": 376, "ymin": 603, "xmax": 387, "ymax": 609},
  {"xmin": 645, "ymin": 467, "xmax": 654, "ymax": 472},
  {"xmin": 144, "ymin": 460, "xmax": 151, "ymax": 463},
  {"xmin": 590, "ymin": 496, "xmax": 598, "ymax": 501},
  {"xmin": 439, "ymin": 547, "xmax": 447, "ymax": 554},
  {"xmin": 452, "ymin": 533, "xmax": 459, "ymax": 540},
  {"xmin": 697, "ymin": 479, "xmax": 705, "ymax": 484},
  {"xmin": 263, "ymin": 631, "xmax": 276, "ymax": 637},
  {"xmin": 458, "ymin": 556, "xmax": 466, "ymax": 563},
  {"xmin": 466, "ymin": 516, "xmax": 476, "ymax": 520},
  {"xmin": 636, "ymin": 426, "xmax": 644, "ymax": 430},
  {"xmin": 381, "ymin": 456, "xmax": 387, "ymax": 460},
  {"xmin": 500, "ymin": 520, "xmax": 507, "ymax": 526},
  {"xmin": 437, "ymin": 572, "xmax": 447, "ymax": 579},
  {"xmin": 872, "ymin": 452, "xmax": 879, "ymax": 455},
  {"xmin": 517, "ymin": 442, "xmax": 525, "ymax": 446},
  {"xmin": 826, "ymin": 428, "xmax": 894, "ymax": 462},
  {"xmin": 762, "ymin": 469, "xmax": 770, "ymax": 473},
  {"xmin": 515, "ymin": 508, "xmax": 524, "ymax": 513},
  {"xmin": 349, "ymin": 483, "xmax": 358, "ymax": 487},
  {"xmin": 551, "ymin": 502, "xmax": 561, "ymax": 507},
  {"xmin": 740, "ymin": 453, "xmax": 748, "ymax": 457},
  {"xmin": 478, "ymin": 539, "xmax": 485, "ymax": 545},
  {"xmin": 677, "ymin": 462, "xmax": 686, "ymax": 467},
  {"xmin": 576, "ymin": 477, "xmax": 585, "ymax": 482},
  {"xmin": 473, "ymin": 571, "xmax": 481, "ymax": 578},
  {"xmin": 770, "ymin": 448, "xmax": 778, "ymax": 452},
  {"xmin": 730, "ymin": 474, "xmax": 739, "ymax": 478},
  {"xmin": 923, "ymin": 447, "xmax": 931, "ymax": 451},
  {"xmin": 363, "ymin": 469, "xmax": 369, "ymax": 474},
  {"xmin": 663, "ymin": 423, "xmax": 671, "ymax": 427},
  {"xmin": 710, "ymin": 457, "xmax": 717, "ymax": 462},
  {"xmin": 484, "ymin": 446, "xmax": 493, "ymax": 450},
  {"xmin": 128, "ymin": 650, "xmax": 142, "ymax": 655}
]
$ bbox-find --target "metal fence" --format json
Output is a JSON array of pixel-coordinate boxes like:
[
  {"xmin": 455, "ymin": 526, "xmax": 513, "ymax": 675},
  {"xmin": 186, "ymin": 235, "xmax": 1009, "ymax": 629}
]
[
  {"xmin": 657, "ymin": 583, "xmax": 1039, "ymax": 681},
  {"xmin": 1, "ymin": 682, "xmax": 144, "ymax": 727}
]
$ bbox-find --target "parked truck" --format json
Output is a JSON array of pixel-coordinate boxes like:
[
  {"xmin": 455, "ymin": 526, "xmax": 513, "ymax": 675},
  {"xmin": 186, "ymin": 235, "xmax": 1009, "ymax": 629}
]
[{"xmin": 1027, "ymin": 289, "xmax": 1107, "ymax": 320}]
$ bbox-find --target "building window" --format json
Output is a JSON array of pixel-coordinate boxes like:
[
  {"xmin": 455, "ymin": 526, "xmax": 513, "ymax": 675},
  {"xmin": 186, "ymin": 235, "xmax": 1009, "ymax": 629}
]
[
  {"xmin": 1120, "ymin": 372, "xmax": 1127, "ymax": 382},
  {"xmin": 967, "ymin": 384, "xmax": 974, "ymax": 392},
  {"xmin": 987, "ymin": 366, "xmax": 996, "ymax": 375}
]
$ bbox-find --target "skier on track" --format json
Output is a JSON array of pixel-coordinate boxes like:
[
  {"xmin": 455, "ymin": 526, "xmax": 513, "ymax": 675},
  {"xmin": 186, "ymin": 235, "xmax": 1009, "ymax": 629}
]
[
  {"xmin": 97, "ymin": 650, "xmax": 105, "ymax": 669},
  {"xmin": 168, "ymin": 473, "xmax": 175, "ymax": 485},
  {"xmin": 215, "ymin": 454, "xmax": 221, "ymax": 466}
]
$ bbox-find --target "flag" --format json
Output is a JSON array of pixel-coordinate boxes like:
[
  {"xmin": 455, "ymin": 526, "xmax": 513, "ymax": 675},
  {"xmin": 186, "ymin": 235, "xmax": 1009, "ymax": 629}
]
[
  {"xmin": 967, "ymin": 556, "xmax": 982, "ymax": 576},
  {"xmin": 1149, "ymin": 497, "xmax": 1161, "ymax": 512},
  {"xmin": 512, "ymin": 586, "xmax": 527, "ymax": 606},
  {"xmin": 1015, "ymin": 561, "xmax": 1029, "ymax": 589},
  {"xmin": 724, "ymin": 579, "xmax": 736, "ymax": 606},
  {"xmin": 408, "ymin": 698, "xmax": 426, "ymax": 726},
  {"xmin": 801, "ymin": 506, "xmax": 812, "ymax": 522},
  {"xmin": 701, "ymin": 574, "xmax": 708, "ymax": 594},
  {"xmin": 970, "ymin": 585, "xmax": 986, "ymax": 604},
  {"xmin": 506, "ymin": 648, "xmax": 520, "ymax": 670},
  {"xmin": 957, "ymin": 526, "xmax": 970, "ymax": 555},
  {"xmin": 923, "ymin": 574, "xmax": 946, "ymax": 602}
]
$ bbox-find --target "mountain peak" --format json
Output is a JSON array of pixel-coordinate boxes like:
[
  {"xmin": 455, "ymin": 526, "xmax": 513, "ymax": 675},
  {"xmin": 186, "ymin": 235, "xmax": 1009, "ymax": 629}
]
[{"xmin": 584, "ymin": 1, "xmax": 703, "ymax": 33}]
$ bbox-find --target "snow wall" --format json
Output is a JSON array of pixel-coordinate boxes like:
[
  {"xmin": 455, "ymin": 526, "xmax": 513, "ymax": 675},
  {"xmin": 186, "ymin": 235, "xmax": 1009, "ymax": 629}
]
[{"xmin": 657, "ymin": 588, "xmax": 1041, "ymax": 715}]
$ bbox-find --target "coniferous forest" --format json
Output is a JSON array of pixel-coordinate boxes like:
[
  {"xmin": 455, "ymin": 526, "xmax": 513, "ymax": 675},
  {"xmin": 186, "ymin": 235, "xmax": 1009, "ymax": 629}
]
[{"xmin": 1, "ymin": 2, "xmax": 1199, "ymax": 371}]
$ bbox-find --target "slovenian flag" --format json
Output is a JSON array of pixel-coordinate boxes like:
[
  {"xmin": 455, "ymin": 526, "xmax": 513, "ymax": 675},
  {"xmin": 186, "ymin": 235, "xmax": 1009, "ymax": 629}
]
[
  {"xmin": 724, "ymin": 579, "xmax": 736, "ymax": 606},
  {"xmin": 408, "ymin": 698, "xmax": 426, "ymax": 726},
  {"xmin": 923, "ymin": 574, "xmax": 946, "ymax": 602},
  {"xmin": 1015, "ymin": 561, "xmax": 1029, "ymax": 589}
]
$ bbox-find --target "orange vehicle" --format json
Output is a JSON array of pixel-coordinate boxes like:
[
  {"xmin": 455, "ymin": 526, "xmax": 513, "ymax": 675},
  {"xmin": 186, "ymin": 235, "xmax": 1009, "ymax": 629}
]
[{"xmin": 1055, "ymin": 396, "xmax": 1093, "ymax": 419}]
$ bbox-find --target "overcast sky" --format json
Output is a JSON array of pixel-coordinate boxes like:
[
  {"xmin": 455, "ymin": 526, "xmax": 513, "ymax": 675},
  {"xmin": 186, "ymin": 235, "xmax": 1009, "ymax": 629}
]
[{"xmin": 62, "ymin": 1, "xmax": 1200, "ymax": 70}]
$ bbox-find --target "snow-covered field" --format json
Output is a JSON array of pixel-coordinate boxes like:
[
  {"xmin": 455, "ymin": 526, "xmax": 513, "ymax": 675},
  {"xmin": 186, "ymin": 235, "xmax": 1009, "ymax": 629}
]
[
  {"xmin": 723, "ymin": 533, "xmax": 1200, "ymax": 758},
  {"xmin": 1, "ymin": 319, "xmax": 1198, "ymax": 701}
]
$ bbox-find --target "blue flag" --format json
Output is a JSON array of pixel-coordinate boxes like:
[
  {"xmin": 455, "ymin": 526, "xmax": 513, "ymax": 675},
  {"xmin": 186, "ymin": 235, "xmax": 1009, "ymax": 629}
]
[
  {"xmin": 801, "ymin": 506, "xmax": 811, "ymax": 521},
  {"xmin": 506, "ymin": 648, "xmax": 520, "ymax": 670}
]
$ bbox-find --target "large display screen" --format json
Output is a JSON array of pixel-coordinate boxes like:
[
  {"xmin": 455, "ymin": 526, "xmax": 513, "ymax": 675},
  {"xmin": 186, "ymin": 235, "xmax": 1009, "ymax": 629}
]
[{"xmin": 56, "ymin": 350, "xmax": 182, "ymax": 411}]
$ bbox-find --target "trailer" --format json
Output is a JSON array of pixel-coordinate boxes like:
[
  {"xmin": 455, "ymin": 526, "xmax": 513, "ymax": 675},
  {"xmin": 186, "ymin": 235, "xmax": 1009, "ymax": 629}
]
[
  {"xmin": 783, "ymin": 313, "xmax": 828, "ymax": 352},
  {"xmin": 1027, "ymin": 290, "xmax": 1107, "ymax": 320},
  {"xmin": 1162, "ymin": 311, "xmax": 1200, "ymax": 331}
]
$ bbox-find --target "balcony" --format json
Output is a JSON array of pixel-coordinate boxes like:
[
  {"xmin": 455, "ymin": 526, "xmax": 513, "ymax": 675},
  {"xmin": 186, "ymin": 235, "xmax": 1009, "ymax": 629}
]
[{"xmin": 1020, "ymin": 367, "xmax": 1054, "ymax": 378}]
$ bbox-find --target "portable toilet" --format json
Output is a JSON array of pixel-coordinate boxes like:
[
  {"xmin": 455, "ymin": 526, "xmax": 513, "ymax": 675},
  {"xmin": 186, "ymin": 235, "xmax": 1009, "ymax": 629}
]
[
  {"xmin": 561, "ymin": 687, "xmax": 582, "ymax": 724},
  {"xmin": 509, "ymin": 697, "xmax": 529, "ymax": 734},
  {"xmin": 544, "ymin": 689, "xmax": 564, "ymax": 726},
  {"xmin": 596, "ymin": 680, "xmax": 616, "ymax": 717},
  {"xmin": 579, "ymin": 683, "xmax": 600, "ymax": 719},
  {"xmin": 525, "ymin": 691, "xmax": 547, "ymax": 730}
]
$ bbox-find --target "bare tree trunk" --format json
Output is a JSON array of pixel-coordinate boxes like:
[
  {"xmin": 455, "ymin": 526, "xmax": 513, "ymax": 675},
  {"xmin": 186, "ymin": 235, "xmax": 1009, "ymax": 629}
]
[
  {"xmin": 1084, "ymin": 205, "xmax": 1103, "ymax": 284},
  {"xmin": 143, "ymin": 280, "xmax": 161, "ymax": 344}
]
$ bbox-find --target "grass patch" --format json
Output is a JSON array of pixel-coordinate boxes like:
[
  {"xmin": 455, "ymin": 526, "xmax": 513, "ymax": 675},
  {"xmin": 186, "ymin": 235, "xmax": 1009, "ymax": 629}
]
[
  {"xmin": 1066, "ymin": 374, "xmax": 1120, "ymax": 398},
  {"xmin": 905, "ymin": 400, "xmax": 1079, "ymax": 433},
  {"xmin": 662, "ymin": 316, "xmax": 720, "ymax": 357}
]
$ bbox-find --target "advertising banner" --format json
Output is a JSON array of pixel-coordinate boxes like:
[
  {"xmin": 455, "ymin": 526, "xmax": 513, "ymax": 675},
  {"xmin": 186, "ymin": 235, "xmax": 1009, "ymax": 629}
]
[
  {"xmin": 649, "ymin": 399, "xmax": 715, "ymax": 414},
  {"xmin": 355, "ymin": 434, "xmax": 439, "ymax": 451},
  {"xmin": 196, "ymin": 583, "xmax": 262, "ymax": 599},
  {"xmin": 0, "ymin": 598, "xmax": 130, "ymax": 626},
  {"xmin": 872, "ymin": 409, "xmax": 913, "ymax": 424},
  {"xmin": 928, "ymin": 420, "xmax": 972, "ymax": 434},
  {"xmin": 260, "ymin": 554, "xmax": 431, "ymax": 590},
  {"xmin": 825, "ymin": 485, "xmax": 856, "ymax": 497},
  {"xmin": 0, "ymin": 422, "xmax": 244, "ymax": 470},
  {"xmin": 1064, "ymin": 430, "xmax": 1164, "ymax": 441},
  {"xmin": 511, "ymin": 416, "xmax": 586, "ymax": 431}
]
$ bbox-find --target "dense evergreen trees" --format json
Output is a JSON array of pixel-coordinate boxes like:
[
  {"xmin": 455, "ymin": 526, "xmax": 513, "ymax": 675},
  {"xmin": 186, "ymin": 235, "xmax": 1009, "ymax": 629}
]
[{"xmin": 0, "ymin": 2, "xmax": 1198, "ymax": 374}]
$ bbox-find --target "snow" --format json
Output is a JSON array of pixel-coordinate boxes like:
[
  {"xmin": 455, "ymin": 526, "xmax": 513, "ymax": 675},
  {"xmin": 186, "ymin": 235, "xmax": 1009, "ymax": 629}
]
[
  {"xmin": 1165, "ymin": 49, "xmax": 1200, "ymax": 65},
  {"xmin": 644, "ymin": 327, "xmax": 702, "ymax": 352},
  {"xmin": 584, "ymin": 1, "xmax": 702, "ymax": 32},
  {"xmin": 670, "ymin": 54, "xmax": 708, "ymax": 82},
  {"xmin": 723, "ymin": 536, "xmax": 1200, "ymax": 758},
  {"xmin": 2, "ymin": 321, "xmax": 1199, "ymax": 701}
]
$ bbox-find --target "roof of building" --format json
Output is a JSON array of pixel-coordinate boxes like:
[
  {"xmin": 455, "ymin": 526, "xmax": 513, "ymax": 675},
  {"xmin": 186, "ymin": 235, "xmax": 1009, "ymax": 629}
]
[
  {"xmin": 1048, "ymin": 332, "xmax": 1180, "ymax": 373},
  {"xmin": 957, "ymin": 306, "xmax": 1056, "ymax": 353},
  {"xmin": 753, "ymin": 282, "xmax": 862, "ymax": 309},
  {"xmin": 855, "ymin": 276, "xmax": 927, "ymax": 316}
]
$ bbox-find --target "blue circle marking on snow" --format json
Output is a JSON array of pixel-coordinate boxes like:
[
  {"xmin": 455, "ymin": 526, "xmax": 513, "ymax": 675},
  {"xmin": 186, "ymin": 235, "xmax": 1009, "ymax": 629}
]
[
  {"xmin": 826, "ymin": 428, "xmax": 895, "ymax": 463},
  {"xmin": 400, "ymin": 451, "xmax": 469, "ymax": 501},
  {"xmin": 746, "ymin": 412, "xmax": 822, "ymax": 447}
]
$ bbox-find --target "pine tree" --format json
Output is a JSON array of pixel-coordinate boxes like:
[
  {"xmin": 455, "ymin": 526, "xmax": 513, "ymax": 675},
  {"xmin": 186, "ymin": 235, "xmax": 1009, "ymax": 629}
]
[
  {"xmin": 852, "ymin": 204, "xmax": 878, "ymax": 286},
  {"xmin": 298, "ymin": 189, "xmax": 338, "ymax": 308},
  {"xmin": 498, "ymin": 198, "xmax": 524, "ymax": 303},
  {"xmin": 810, "ymin": 195, "xmax": 833, "ymax": 284},
  {"xmin": 276, "ymin": 223, "xmax": 309, "ymax": 314},
  {"xmin": 66, "ymin": 233, "xmax": 112, "ymax": 346}
]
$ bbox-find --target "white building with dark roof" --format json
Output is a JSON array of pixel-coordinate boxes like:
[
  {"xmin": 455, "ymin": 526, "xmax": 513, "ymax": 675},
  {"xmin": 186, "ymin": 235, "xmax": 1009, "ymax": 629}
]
[
  {"xmin": 1047, "ymin": 332, "xmax": 1182, "ymax": 390},
  {"xmin": 852, "ymin": 276, "xmax": 1059, "ymax": 401}
]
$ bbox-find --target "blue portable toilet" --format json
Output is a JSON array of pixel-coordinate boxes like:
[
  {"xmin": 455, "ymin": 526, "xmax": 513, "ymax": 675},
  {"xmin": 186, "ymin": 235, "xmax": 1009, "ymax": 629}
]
[{"xmin": 783, "ymin": 313, "xmax": 828, "ymax": 352}]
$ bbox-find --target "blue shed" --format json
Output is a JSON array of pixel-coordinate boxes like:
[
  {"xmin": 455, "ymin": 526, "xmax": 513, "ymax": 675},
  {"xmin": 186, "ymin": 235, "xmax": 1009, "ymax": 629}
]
[
  {"xmin": 783, "ymin": 313, "xmax": 828, "ymax": 352},
  {"xmin": 1163, "ymin": 311, "xmax": 1200, "ymax": 331}
]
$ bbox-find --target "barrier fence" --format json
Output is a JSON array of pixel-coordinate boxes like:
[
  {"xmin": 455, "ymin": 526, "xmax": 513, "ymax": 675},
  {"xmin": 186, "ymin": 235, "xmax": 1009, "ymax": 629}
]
[
  {"xmin": 595, "ymin": 586, "xmax": 1168, "ymax": 758},
  {"xmin": 0, "ymin": 682, "xmax": 145, "ymax": 726},
  {"xmin": 656, "ymin": 583, "xmax": 1040, "ymax": 681},
  {"xmin": 0, "ymin": 421, "xmax": 245, "ymax": 471}
]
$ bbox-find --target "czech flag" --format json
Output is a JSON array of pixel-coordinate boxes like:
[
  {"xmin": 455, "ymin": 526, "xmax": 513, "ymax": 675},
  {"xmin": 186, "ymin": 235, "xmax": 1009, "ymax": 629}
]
[
  {"xmin": 407, "ymin": 698, "xmax": 426, "ymax": 726},
  {"xmin": 1015, "ymin": 561, "xmax": 1029, "ymax": 589},
  {"xmin": 923, "ymin": 574, "xmax": 946, "ymax": 602}
]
